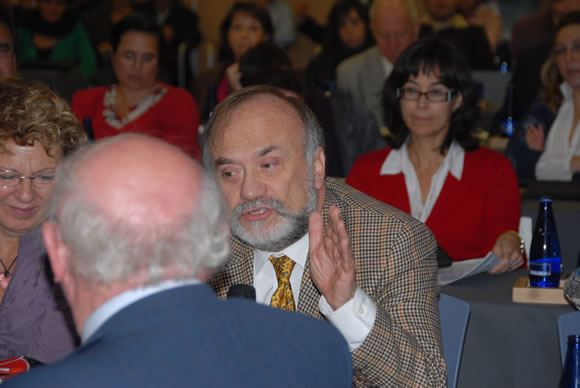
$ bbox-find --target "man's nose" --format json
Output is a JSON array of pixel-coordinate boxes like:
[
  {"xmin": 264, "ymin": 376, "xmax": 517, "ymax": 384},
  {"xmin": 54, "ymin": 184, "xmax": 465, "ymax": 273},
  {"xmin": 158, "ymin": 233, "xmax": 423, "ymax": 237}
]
[{"xmin": 240, "ymin": 172, "xmax": 266, "ymax": 200}]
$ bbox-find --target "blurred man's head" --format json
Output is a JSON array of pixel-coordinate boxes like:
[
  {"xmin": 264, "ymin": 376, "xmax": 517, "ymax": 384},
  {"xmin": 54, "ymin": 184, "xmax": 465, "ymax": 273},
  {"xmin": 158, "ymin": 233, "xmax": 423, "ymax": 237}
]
[
  {"xmin": 0, "ymin": 7, "xmax": 16, "ymax": 77},
  {"xmin": 370, "ymin": 0, "xmax": 419, "ymax": 64},
  {"xmin": 552, "ymin": 0, "xmax": 580, "ymax": 24},
  {"xmin": 43, "ymin": 135, "xmax": 231, "ymax": 331},
  {"xmin": 424, "ymin": 0, "xmax": 459, "ymax": 22}
]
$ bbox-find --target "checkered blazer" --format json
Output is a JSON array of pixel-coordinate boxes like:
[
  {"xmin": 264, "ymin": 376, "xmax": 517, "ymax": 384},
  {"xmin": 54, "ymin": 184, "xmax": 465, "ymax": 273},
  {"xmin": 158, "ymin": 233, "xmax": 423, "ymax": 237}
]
[{"xmin": 208, "ymin": 178, "xmax": 446, "ymax": 387}]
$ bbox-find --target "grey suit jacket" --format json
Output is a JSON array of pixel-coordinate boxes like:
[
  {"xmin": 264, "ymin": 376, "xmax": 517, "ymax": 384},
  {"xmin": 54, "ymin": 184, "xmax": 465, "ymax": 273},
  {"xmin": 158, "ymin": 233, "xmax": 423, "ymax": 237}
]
[
  {"xmin": 336, "ymin": 46, "xmax": 391, "ymax": 129},
  {"xmin": 209, "ymin": 178, "xmax": 446, "ymax": 387}
]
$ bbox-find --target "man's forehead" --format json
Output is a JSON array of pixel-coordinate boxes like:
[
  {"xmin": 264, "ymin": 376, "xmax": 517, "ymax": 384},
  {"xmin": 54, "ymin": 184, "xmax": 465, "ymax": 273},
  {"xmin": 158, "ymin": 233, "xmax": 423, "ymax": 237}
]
[
  {"xmin": 211, "ymin": 94, "xmax": 305, "ymax": 154},
  {"xmin": 218, "ymin": 94, "xmax": 302, "ymax": 132}
]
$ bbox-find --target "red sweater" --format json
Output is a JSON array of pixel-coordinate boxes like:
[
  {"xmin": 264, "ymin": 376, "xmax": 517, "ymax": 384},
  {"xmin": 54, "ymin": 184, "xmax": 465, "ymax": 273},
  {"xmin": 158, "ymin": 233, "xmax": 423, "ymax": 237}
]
[
  {"xmin": 346, "ymin": 146, "xmax": 521, "ymax": 261},
  {"xmin": 72, "ymin": 82, "xmax": 201, "ymax": 160}
]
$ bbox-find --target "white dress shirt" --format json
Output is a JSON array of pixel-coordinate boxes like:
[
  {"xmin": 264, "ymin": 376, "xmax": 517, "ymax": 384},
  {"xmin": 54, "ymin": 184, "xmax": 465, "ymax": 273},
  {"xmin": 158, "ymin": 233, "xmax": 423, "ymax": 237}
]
[
  {"xmin": 82, "ymin": 279, "xmax": 200, "ymax": 343},
  {"xmin": 254, "ymin": 234, "xmax": 376, "ymax": 352},
  {"xmin": 536, "ymin": 82, "xmax": 580, "ymax": 181},
  {"xmin": 380, "ymin": 141, "xmax": 465, "ymax": 222}
]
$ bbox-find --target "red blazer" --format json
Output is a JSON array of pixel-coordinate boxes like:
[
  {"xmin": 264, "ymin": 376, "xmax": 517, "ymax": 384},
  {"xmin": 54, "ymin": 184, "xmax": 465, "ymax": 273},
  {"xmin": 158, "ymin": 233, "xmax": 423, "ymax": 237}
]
[
  {"xmin": 72, "ymin": 82, "xmax": 201, "ymax": 160},
  {"xmin": 346, "ymin": 146, "xmax": 521, "ymax": 261}
]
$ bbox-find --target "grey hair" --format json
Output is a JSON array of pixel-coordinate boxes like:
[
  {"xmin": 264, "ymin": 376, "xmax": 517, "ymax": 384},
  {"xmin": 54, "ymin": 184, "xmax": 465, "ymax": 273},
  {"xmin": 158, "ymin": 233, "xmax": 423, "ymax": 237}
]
[
  {"xmin": 370, "ymin": 0, "xmax": 418, "ymax": 23},
  {"xmin": 200, "ymin": 85, "xmax": 325, "ymax": 171},
  {"xmin": 46, "ymin": 142, "xmax": 231, "ymax": 285}
]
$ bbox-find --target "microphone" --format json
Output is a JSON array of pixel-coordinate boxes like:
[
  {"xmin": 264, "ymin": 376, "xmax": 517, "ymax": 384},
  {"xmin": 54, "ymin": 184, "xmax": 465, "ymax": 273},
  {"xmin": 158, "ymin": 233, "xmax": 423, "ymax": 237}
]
[{"xmin": 227, "ymin": 284, "xmax": 256, "ymax": 301}]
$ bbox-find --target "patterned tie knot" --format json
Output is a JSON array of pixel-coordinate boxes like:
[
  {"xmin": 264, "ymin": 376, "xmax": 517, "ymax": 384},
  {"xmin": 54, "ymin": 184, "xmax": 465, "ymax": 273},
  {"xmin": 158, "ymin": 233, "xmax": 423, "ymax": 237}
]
[{"xmin": 269, "ymin": 255, "xmax": 296, "ymax": 311}]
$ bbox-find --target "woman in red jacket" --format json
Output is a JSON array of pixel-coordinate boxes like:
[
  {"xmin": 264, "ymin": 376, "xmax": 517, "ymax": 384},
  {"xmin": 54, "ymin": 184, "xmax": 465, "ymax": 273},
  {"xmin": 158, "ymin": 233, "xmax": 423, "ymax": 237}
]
[
  {"xmin": 347, "ymin": 38, "xmax": 523, "ymax": 273},
  {"xmin": 72, "ymin": 13, "xmax": 200, "ymax": 159}
]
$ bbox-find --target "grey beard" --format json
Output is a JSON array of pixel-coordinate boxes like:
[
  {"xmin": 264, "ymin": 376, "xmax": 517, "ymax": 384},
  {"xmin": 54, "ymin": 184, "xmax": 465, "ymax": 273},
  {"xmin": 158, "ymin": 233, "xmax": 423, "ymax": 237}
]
[{"xmin": 230, "ymin": 179, "xmax": 318, "ymax": 252}]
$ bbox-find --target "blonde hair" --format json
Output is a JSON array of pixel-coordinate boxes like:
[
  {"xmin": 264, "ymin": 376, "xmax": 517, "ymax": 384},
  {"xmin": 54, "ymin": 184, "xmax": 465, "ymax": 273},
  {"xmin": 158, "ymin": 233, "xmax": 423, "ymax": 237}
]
[{"xmin": 0, "ymin": 76, "xmax": 87, "ymax": 156}]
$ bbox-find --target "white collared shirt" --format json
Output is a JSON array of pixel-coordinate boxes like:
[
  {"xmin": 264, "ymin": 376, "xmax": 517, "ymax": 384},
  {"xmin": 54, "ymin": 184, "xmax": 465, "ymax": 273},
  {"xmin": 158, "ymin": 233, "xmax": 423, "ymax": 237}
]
[
  {"xmin": 81, "ymin": 279, "xmax": 200, "ymax": 344},
  {"xmin": 254, "ymin": 234, "xmax": 376, "ymax": 352},
  {"xmin": 380, "ymin": 141, "xmax": 465, "ymax": 222},
  {"xmin": 535, "ymin": 82, "xmax": 580, "ymax": 181},
  {"xmin": 380, "ymin": 55, "xmax": 393, "ymax": 78}
]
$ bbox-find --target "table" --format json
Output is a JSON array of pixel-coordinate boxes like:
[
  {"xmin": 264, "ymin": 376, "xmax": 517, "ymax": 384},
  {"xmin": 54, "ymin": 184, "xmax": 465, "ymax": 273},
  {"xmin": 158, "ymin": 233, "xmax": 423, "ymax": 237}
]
[{"xmin": 442, "ymin": 270, "xmax": 575, "ymax": 388}]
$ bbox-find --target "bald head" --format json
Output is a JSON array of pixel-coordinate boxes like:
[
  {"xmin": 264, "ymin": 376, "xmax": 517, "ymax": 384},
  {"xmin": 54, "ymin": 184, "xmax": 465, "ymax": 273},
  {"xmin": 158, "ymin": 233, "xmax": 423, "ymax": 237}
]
[
  {"xmin": 47, "ymin": 134, "xmax": 230, "ymax": 286},
  {"xmin": 370, "ymin": 0, "xmax": 418, "ymax": 63},
  {"xmin": 79, "ymin": 135, "xmax": 202, "ymax": 232}
]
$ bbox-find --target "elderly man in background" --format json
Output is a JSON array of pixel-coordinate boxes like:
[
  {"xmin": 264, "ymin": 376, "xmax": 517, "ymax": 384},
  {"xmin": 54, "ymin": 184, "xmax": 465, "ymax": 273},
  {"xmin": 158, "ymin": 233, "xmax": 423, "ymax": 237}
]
[
  {"xmin": 204, "ymin": 86, "xmax": 446, "ymax": 387},
  {"xmin": 6, "ymin": 134, "xmax": 353, "ymax": 388},
  {"xmin": 0, "ymin": 5, "xmax": 16, "ymax": 77},
  {"xmin": 336, "ymin": 0, "xmax": 419, "ymax": 133}
]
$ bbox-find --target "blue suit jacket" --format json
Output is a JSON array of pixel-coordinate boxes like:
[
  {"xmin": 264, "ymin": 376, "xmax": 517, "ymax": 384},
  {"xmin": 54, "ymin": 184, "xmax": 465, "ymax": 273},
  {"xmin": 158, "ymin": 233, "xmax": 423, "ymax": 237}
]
[{"xmin": 6, "ymin": 284, "xmax": 352, "ymax": 388}]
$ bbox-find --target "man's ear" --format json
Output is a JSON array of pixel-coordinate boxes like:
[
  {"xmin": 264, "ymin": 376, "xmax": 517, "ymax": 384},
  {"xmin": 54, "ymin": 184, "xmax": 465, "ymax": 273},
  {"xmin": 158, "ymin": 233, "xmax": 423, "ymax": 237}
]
[
  {"xmin": 312, "ymin": 147, "xmax": 326, "ymax": 189},
  {"xmin": 42, "ymin": 221, "xmax": 70, "ymax": 283}
]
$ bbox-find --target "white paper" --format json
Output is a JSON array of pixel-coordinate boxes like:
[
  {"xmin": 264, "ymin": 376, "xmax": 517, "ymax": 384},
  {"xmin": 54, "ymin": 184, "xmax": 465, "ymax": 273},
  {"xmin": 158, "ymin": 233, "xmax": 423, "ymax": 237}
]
[{"xmin": 438, "ymin": 252, "xmax": 501, "ymax": 286}]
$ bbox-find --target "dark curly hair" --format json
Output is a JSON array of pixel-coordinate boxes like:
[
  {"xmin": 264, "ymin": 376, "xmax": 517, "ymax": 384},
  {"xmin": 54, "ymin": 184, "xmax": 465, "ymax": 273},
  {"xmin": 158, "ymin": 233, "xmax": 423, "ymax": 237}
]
[
  {"xmin": 383, "ymin": 38, "xmax": 481, "ymax": 153},
  {"xmin": 218, "ymin": 2, "xmax": 273, "ymax": 64}
]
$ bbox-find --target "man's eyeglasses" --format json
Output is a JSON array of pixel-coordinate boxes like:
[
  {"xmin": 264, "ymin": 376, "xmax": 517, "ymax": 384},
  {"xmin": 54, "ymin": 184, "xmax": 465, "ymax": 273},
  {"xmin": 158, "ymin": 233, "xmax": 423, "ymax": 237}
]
[
  {"xmin": 0, "ymin": 169, "xmax": 55, "ymax": 189},
  {"xmin": 397, "ymin": 87, "xmax": 457, "ymax": 102}
]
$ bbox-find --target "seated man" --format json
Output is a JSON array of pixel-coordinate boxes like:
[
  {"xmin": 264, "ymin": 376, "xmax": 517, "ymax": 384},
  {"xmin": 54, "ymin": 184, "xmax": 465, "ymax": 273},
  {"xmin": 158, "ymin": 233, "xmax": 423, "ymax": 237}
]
[
  {"xmin": 336, "ymin": 0, "xmax": 419, "ymax": 132},
  {"xmin": 203, "ymin": 86, "xmax": 446, "ymax": 387},
  {"xmin": 6, "ymin": 135, "xmax": 353, "ymax": 387},
  {"xmin": 419, "ymin": 0, "xmax": 494, "ymax": 69}
]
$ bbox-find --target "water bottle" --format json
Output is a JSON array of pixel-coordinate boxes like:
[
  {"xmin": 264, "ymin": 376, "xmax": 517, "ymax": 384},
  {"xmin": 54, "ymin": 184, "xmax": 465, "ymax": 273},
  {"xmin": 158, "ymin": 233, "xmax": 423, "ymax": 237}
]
[
  {"xmin": 529, "ymin": 197, "xmax": 562, "ymax": 288},
  {"xmin": 559, "ymin": 335, "xmax": 580, "ymax": 387}
]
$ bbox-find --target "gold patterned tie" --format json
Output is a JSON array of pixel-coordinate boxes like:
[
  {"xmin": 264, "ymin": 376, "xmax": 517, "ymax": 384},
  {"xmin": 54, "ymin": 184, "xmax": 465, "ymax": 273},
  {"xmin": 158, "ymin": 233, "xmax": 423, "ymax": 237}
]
[{"xmin": 269, "ymin": 255, "xmax": 296, "ymax": 311}]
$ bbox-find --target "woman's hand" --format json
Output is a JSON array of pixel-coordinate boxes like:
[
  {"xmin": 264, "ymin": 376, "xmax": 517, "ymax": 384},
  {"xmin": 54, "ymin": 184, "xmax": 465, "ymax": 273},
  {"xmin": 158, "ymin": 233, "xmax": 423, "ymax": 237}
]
[
  {"xmin": 525, "ymin": 124, "xmax": 545, "ymax": 152},
  {"xmin": 489, "ymin": 231, "xmax": 525, "ymax": 274},
  {"xmin": 226, "ymin": 63, "xmax": 242, "ymax": 92}
]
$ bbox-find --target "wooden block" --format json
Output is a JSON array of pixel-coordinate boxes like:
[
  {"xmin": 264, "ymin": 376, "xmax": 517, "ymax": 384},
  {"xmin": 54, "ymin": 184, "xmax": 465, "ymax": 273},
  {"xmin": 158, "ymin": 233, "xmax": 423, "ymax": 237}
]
[{"xmin": 512, "ymin": 277, "xmax": 570, "ymax": 305}]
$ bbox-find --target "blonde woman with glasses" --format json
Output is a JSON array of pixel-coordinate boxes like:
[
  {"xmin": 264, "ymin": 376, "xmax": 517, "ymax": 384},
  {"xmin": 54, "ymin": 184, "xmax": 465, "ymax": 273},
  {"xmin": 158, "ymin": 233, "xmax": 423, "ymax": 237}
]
[{"xmin": 0, "ymin": 77, "xmax": 86, "ymax": 364}]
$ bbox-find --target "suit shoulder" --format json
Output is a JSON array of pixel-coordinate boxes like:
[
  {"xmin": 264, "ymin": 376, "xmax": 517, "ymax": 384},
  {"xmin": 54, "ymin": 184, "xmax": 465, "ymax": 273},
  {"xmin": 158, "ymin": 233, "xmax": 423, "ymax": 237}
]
[
  {"xmin": 337, "ymin": 46, "xmax": 379, "ymax": 76},
  {"xmin": 326, "ymin": 177, "xmax": 429, "ymax": 232}
]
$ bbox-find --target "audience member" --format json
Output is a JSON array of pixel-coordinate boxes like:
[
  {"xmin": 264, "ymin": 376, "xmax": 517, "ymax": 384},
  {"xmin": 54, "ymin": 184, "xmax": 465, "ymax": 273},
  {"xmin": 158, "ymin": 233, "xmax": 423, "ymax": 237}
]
[
  {"xmin": 203, "ymin": 86, "xmax": 446, "ymax": 387},
  {"xmin": 216, "ymin": 2, "xmax": 273, "ymax": 102},
  {"xmin": 337, "ymin": 0, "xmax": 419, "ymax": 132},
  {"xmin": 5, "ymin": 134, "xmax": 353, "ymax": 388},
  {"xmin": 254, "ymin": 0, "xmax": 296, "ymax": 48},
  {"xmin": 0, "ymin": 5, "xmax": 15, "ymax": 77},
  {"xmin": 511, "ymin": 0, "xmax": 580, "ymax": 65},
  {"xmin": 419, "ymin": 0, "xmax": 494, "ymax": 69},
  {"xmin": 134, "ymin": 0, "xmax": 202, "ymax": 86},
  {"xmin": 239, "ymin": 42, "xmax": 384, "ymax": 177},
  {"xmin": 494, "ymin": 0, "xmax": 580, "ymax": 133},
  {"xmin": 71, "ymin": 13, "xmax": 201, "ymax": 159},
  {"xmin": 346, "ymin": 39, "xmax": 523, "ymax": 272},
  {"xmin": 81, "ymin": 0, "xmax": 134, "ymax": 60},
  {"xmin": 527, "ymin": 12, "xmax": 580, "ymax": 181},
  {"xmin": 459, "ymin": 0, "xmax": 503, "ymax": 52},
  {"xmin": 15, "ymin": 0, "xmax": 97, "ymax": 79},
  {"xmin": 306, "ymin": 0, "xmax": 374, "ymax": 90},
  {"xmin": 0, "ymin": 77, "xmax": 86, "ymax": 364}
]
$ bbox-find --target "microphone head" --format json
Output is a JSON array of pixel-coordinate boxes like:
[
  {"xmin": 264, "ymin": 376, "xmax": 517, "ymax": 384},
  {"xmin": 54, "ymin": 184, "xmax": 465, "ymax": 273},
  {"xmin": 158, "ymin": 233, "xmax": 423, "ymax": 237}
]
[{"xmin": 227, "ymin": 284, "xmax": 256, "ymax": 301}]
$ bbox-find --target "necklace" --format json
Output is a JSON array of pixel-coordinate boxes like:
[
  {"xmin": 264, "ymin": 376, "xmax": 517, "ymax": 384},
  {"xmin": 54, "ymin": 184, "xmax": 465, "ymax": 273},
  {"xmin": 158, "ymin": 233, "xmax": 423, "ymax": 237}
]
[{"xmin": 0, "ymin": 256, "xmax": 17, "ymax": 278}]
